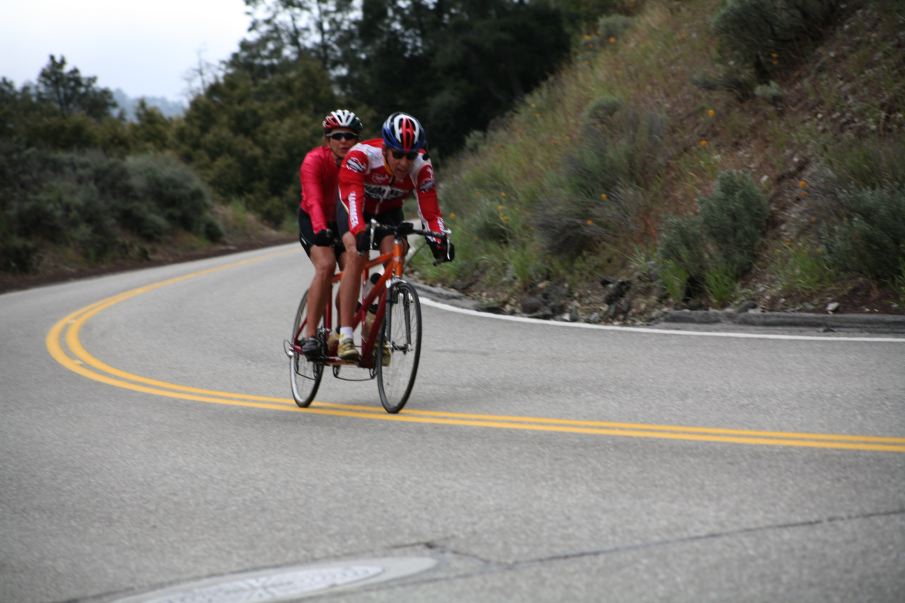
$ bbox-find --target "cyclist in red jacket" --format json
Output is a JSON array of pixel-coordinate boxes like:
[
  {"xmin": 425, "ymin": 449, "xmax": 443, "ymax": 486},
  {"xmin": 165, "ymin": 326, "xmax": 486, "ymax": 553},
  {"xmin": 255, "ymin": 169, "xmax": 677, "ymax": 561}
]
[
  {"xmin": 298, "ymin": 109, "xmax": 363, "ymax": 359},
  {"xmin": 334, "ymin": 112, "xmax": 454, "ymax": 361}
]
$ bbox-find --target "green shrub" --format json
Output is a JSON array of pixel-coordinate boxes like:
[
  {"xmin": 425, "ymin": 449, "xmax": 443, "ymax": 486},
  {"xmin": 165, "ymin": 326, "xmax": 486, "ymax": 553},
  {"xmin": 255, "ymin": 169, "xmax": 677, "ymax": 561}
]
[
  {"xmin": 699, "ymin": 170, "xmax": 770, "ymax": 277},
  {"xmin": 68, "ymin": 193, "xmax": 118, "ymax": 262},
  {"xmin": 658, "ymin": 171, "xmax": 769, "ymax": 303},
  {"xmin": 126, "ymin": 154, "xmax": 212, "ymax": 234},
  {"xmin": 824, "ymin": 185, "xmax": 905, "ymax": 282},
  {"xmin": 536, "ymin": 98, "xmax": 666, "ymax": 256},
  {"xmin": 535, "ymin": 186, "xmax": 605, "ymax": 257},
  {"xmin": 2, "ymin": 148, "xmax": 223, "ymax": 272},
  {"xmin": 117, "ymin": 202, "xmax": 169, "ymax": 241},
  {"xmin": 254, "ymin": 194, "xmax": 293, "ymax": 229},
  {"xmin": 0, "ymin": 237, "xmax": 41, "ymax": 273},
  {"xmin": 658, "ymin": 214, "xmax": 708, "ymax": 286},
  {"xmin": 10, "ymin": 186, "xmax": 70, "ymax": 241},
  {"xmin": 202, "ymin": 216, "xmax": 225, "ymax": 243},
  {"xmin": 814, "ymin": 136, "xmax": 905, "ymax": 283},
  {"xmin": 713, "ymin": 0, "xmax": 848, "ymax": 82}
]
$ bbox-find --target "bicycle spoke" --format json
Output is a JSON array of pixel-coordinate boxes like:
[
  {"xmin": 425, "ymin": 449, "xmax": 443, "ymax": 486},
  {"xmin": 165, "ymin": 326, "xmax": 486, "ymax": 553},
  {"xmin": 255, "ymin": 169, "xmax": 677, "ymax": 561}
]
[
  {"xmin": 377, "ymin": 282, "xmax": 421, "ymax": 413},
  {"xmin": 289, "ymin": 290, "xmax": 323, "ymax": 407}
]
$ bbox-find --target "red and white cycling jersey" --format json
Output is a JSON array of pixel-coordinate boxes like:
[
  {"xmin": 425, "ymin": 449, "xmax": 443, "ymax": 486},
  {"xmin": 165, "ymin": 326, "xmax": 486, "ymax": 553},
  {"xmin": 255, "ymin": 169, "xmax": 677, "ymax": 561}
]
[{"xmin": 338, "ymin": 139, "xmax": 445, "ymax": 236}]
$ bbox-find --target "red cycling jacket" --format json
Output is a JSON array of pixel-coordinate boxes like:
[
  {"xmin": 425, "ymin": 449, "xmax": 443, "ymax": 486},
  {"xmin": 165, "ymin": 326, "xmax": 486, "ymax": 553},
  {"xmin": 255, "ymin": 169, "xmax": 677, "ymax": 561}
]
[
  {"xmin": 299, "ymin": 145, "xmax": 341, "ymax": 233},
  {"xmin": 338, "ymin": 139, "xmax": 445, "ymax": 236}
]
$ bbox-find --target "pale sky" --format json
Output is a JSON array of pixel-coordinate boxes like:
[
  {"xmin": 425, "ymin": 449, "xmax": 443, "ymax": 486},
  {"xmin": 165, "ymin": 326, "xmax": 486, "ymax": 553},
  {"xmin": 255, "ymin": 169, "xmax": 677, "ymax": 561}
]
[{"xmin": 1, "ymin": 0, "xmax": 252, "ymax": 102}]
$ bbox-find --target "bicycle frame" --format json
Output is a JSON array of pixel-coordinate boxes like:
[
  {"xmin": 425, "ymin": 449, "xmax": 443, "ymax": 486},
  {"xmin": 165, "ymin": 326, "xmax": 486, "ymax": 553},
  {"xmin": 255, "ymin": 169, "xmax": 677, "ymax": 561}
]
[
  {"xmin": 293, "ymin": 230, "xmax": 409, "ymax": 369},
  {"xmin": 288, "ymin": 220, "xmax": 447, "ymax": 411},
  {"xmin": 332, "ymin": 244, "xmax": 401, "ymax": 368}
]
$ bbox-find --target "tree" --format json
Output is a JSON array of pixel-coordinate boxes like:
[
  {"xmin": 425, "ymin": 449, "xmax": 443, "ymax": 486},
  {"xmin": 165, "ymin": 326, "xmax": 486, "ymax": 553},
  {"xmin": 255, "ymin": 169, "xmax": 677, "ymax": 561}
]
[
  {"xmin": 429, "ymin": 2, "xmax": 569, "ymax": 148},
  {"xmin": 244, "ymin": 0, "xmax": 356, "ymax": 71},
  {"xmin": 177, "ymin": 47, "xmax": 338, "ymax": 224},
  {"xmin": 130, "ymin": 100, "xmax": 173, "ymax": 151},
  {"xmin": 35, "ymin": 55, "xmax": 115, "ymax": 119},
  {"xmin": 340, "ymin": 0, "xmax": 569, "ymax": 153}
]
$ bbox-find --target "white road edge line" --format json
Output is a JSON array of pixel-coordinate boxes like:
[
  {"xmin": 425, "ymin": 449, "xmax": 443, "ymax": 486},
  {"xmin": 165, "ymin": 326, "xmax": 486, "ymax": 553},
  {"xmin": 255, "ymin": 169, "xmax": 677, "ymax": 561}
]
[{"xmin": 419, "ymin": 297, "xmax": 905, "ymax": 343}]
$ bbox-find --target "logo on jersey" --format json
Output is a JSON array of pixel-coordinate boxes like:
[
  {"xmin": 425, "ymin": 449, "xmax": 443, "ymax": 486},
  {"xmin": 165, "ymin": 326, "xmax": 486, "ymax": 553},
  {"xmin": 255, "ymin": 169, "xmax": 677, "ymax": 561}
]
[
  {"xmin": 348, "ymin": 192, "xmax": 359, "ymax": 228},
  {"xmin": 345, "ymin": 157, "xmax": 366, "ymax": 173},
  {"xmin": 418, "ymin": 165, "xmax": 435, "ymax": 192},
  {"xmin": 364, "ymin": 184, "xmax": 406, "ymax": 201},
  {"xmin": 371, "ymin": 173, "xmax": 390, "ymax": 184}
]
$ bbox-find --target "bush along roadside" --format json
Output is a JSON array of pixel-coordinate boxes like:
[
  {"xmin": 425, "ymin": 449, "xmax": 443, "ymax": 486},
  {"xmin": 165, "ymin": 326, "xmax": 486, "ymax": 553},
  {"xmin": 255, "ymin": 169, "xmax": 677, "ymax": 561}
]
[
  {"xmin": 657, "ymin": 171, "xmax": 769, "ymax": 308},
  {"xmin": 813, "ymin": 136, "xmax": 905, "ymax": 303},
  {"xmin": 0, "ymin": 146, "xmax": 223, "ymax": 275}
]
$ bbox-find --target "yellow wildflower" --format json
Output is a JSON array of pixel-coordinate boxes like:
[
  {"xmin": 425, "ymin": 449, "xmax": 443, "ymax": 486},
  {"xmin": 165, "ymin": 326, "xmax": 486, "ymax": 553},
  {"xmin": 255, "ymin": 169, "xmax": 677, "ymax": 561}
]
[{"xmin": 707, "ymin": 108, "xmax": 716, "ymax": 118}]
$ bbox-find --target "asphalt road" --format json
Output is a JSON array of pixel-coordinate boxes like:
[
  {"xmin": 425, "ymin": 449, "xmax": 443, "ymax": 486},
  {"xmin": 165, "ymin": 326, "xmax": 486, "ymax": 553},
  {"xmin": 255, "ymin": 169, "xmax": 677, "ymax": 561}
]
[{"xmin": 2, "ymin": 244, "xmax": 904, "ymax": 602}]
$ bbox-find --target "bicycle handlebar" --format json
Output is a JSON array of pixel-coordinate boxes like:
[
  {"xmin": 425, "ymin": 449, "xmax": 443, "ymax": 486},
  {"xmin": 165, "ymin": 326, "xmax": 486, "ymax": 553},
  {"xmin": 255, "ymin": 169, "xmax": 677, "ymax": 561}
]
[{"xmin": 368, "ymin": 219, "xmax": 450, "ymax": 241}]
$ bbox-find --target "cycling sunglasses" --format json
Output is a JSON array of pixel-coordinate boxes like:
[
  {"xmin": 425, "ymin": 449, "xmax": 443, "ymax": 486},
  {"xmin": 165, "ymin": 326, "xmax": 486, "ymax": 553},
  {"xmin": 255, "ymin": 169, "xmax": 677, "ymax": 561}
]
[
  {"xmin": 327, "ymin": 132, "xmax": 358, "ymax": 141},
  {"xmin": 391, "ymin": 150, "xmax": 418, "ymax": 160}
]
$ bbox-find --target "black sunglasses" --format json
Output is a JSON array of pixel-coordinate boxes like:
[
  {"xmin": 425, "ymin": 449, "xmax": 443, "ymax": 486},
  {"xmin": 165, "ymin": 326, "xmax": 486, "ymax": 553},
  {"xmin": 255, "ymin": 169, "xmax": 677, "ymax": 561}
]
[
  {"xmin": 327, "ymin": 132, "xmax": 358, "ymax": 141},
  {"xmin": 391, "ymin": 150, "xmax": 418, "ymax": 160}
]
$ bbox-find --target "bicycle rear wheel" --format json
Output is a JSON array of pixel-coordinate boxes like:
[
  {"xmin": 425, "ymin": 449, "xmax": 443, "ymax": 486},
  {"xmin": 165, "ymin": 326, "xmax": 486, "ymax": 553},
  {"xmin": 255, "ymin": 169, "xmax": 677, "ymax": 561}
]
[
  {"xmin": 290, "ymin": 290, "xmax": 323, "ymax": 407},
  {"xmin": 377, "ymin": 281, "xmax": 422, "ymax": 413}
]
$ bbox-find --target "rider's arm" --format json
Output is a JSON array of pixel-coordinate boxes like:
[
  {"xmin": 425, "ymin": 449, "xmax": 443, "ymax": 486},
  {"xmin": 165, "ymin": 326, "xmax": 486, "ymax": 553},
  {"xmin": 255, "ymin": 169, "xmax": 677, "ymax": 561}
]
[
  {"xmin": 338, "ymin": 148, "xmax": 369, "ymax": 236},
  {"xmin": 299, "ymin": 149, "xmax": 330, "ymax": 233},
  {"xmin": 412, "ymin": 159, "xmax": 445, "ymax": 235}
]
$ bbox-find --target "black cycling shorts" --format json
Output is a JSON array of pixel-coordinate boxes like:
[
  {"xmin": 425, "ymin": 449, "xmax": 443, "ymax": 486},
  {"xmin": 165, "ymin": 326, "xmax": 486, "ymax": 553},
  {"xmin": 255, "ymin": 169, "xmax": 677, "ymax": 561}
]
[
  {"xmin": 298, "ymin": 209, "xmax": 344, "ymax": 257},
  {"xmin": 335, "ymin": 203, "xmax": 405, "ymax": 250}
]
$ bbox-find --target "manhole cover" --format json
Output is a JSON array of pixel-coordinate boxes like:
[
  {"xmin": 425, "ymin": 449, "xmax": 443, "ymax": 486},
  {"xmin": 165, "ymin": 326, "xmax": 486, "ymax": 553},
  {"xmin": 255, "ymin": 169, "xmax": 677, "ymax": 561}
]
[{"xmin": 114, "ymin": 557, "xmax": 437, "ymax": 602}]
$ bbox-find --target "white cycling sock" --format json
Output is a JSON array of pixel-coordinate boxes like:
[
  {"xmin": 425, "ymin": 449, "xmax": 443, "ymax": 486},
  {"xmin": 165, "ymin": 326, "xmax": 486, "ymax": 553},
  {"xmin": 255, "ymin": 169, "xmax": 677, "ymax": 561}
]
[{"xmin": 340, "ymin": 326, "xmax": 354, "ymax": 340}]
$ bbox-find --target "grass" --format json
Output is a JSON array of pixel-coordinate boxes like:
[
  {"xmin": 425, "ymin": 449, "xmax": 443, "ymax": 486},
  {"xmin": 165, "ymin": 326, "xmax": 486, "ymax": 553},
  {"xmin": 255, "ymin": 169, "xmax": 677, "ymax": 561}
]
[
  {"xmin": 426, "ymin": 0, "xmax": 905, "ymax": 318},
  {"xmin": 770, "ymin": 241, "xmax": 835, "ymax": 295},
  {"xmin": 435, "ymin": 0, "xmax": 722, "ymax": 297}
]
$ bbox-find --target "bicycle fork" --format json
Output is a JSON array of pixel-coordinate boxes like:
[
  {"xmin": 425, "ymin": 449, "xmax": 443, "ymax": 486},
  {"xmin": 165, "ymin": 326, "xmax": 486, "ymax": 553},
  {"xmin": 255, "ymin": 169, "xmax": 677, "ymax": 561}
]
[{"xmin": 386, "ymin": 281, "xmax": 414, "ymax": 352}]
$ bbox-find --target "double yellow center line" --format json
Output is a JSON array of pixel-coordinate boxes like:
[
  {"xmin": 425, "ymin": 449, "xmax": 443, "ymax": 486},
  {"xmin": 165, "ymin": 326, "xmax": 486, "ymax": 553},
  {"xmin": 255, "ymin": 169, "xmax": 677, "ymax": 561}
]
[{"xmin": 45, "ymin": 254, "xmax": 905, "ymax": 453}]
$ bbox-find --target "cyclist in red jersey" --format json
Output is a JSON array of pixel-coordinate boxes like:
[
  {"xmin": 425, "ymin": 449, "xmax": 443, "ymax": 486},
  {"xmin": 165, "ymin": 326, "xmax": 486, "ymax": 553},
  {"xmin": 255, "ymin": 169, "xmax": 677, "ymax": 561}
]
[
  {"xmin": 334, "ymin": 112, "xmax": 454, "ymax": 361},
  {"xmin": 298, "ymin": 109, "xmax": 363, "ymax": 359}
]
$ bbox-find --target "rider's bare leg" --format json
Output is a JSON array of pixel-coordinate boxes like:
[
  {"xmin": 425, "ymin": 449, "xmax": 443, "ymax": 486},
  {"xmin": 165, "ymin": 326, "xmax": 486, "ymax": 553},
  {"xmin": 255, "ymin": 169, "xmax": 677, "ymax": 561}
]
[
  {"xmin": 306, "ymin": 246, "xmax": 336, "ymax": 339},
  {"xmin": 338, "ymin": 232, "xmax": 365, "ymax": 336}
]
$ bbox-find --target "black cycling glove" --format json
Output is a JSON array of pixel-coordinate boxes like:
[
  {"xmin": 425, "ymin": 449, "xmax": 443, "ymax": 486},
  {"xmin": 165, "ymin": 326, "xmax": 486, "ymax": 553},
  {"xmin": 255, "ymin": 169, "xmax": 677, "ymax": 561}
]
[
  {"xmin": 355, "ymin": 230, "xmax": 371, "ymax": 254},
  {"xmin": 313, "ymin": 229, "xmax": 333, "ymax": 247},
  {"xmin": 427, "ymin": 237, "xmax": 455, "ymax": 263}
]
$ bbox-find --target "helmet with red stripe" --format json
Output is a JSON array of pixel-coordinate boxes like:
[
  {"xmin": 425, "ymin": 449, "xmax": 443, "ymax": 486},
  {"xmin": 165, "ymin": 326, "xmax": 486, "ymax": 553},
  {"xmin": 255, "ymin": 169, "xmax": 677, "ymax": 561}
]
[
  {"xmin": 381, "ymin": 112, "xmax": 426, "ymax": 153},
  {"xmin": 323, "ymin": 109, "xmax": 363, "ymax": 133}
]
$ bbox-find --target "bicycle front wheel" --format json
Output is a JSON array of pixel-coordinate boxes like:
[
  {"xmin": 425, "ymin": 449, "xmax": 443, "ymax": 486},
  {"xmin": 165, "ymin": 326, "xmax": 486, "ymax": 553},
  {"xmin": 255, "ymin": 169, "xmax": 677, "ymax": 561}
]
[
  {"xmin": 290, "ymin": 290, "xmax": 323, "ymax": 408},
  {"xmin": 377, "ymin": 281, "xmax": 422, "ymax": 413}
]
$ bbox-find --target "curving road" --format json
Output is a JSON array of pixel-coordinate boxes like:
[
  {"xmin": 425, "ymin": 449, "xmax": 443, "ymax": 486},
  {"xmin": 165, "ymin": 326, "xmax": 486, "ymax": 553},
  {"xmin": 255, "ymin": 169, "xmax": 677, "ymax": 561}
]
[{"xmin": 2, "ymin": 244, "xmax": 904, "ymax": 602}]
